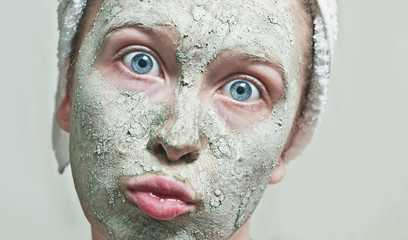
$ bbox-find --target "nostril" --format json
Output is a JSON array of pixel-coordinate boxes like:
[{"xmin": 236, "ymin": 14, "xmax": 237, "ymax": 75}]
[
  {"xmin": 155, "ymin": 143, "xmax": 166, "ymax": 156},
  {"xmin": 147, "ymin": 135, "xmax": 201, "ymax": 163},
  {"xmin": 180, "ymin": 152, "xmax": 199, "ymax": 163}
]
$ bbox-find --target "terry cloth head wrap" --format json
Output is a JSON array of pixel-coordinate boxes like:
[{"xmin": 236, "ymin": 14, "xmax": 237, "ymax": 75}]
[{"xmin": 53, "ymin": 0, "xmax": 338, "ymax": 173}]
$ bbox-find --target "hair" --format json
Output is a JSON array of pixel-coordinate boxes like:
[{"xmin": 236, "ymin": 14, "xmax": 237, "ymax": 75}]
[
  {"xmin": 66, "ymin": 0, "xmax": 314, "ymax": 103},
  {"xmin": 283, "ymin": 0, "xmax": 314, "ymax": 153},
  {"xmin": 66, "ymin": 0, "xmax": 101, "ymax": 95},
  {"xmin": 294, "ymin": 0, "xmax": 314, "ymax": 85}
]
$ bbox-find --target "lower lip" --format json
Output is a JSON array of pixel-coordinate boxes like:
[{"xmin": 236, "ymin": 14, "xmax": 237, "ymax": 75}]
[{"xmin": 130, "ymin": 191, "xmax": 195, "ymax": 220}]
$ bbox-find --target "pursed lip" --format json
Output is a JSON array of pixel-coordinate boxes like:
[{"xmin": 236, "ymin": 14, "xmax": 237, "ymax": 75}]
[{"xmin": 119, "ymin": 175, "xmax": 196, "ymax": 220}]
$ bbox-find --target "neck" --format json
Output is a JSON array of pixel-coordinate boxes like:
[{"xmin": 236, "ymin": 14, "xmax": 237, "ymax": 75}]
[
  {"xmin": 230, "ymin": 220, "xmax": 251, "ymax": 240},
  {"xmin": 91, "ymin": 219, "xmax": 251, "ymax": 240}
]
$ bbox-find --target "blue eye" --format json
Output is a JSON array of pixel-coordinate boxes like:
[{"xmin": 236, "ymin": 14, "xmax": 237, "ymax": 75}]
[
  {"xmin": 123, "ymin": 52, "xmax": 160, "ymax": 75},
  {"xmin": 221, "ymin": 79, "xmax": 260, "ymax": 101}
]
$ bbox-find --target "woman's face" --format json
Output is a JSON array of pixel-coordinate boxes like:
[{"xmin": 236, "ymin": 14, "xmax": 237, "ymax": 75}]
[{"xmin": 67, "ymin": 0, "xmax": 310, "ymax": 239}]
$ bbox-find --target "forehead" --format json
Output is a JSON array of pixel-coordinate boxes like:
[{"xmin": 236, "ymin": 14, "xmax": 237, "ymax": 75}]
[
  {"xmin": 103, "ymin": 0, "xmax": 294, "ymax": 25},
  {"xmin": 93, "ymin": 0, "xmax": 297, "ymax": 71}
]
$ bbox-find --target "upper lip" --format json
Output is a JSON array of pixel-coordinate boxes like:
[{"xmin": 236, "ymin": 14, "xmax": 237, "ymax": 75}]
[{"xmin": 119, "ymin": 175, "xmax": 196, "ymax": 204}]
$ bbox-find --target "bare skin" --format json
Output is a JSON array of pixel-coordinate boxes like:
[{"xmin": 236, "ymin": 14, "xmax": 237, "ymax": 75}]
[{"xmin": 57, "ymin": 0, "xmax": 312, "ymax": 239}]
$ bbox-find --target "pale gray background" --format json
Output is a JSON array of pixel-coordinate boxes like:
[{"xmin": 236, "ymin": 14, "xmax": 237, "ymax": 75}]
[{"xmin": 1, "ymin": 0, "xmax": 407, "ymax": 239}]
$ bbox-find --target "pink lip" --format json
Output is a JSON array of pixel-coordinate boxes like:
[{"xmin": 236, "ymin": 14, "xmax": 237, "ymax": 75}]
[{"xmin": 121, "ymin": 176, "xmax": 195, "ymax": 220}]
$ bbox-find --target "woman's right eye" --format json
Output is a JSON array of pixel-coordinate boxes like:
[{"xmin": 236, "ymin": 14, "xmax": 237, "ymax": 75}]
[{"xmin": 123, "ymin": 52, "xmax": 161, "ymax": 76}]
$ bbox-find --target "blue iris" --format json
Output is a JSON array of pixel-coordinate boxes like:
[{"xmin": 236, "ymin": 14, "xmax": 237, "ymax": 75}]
[
  {"xmin": 131, "ymin": 53, "xmax": 154, "ymax": 74},
  {"xmin": 230, "ymin": 80, "xmax": 252, "ymax": 101}
]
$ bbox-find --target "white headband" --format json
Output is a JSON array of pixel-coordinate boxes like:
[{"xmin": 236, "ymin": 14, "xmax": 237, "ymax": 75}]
[{"xmin": 53, "ymin": 0, "xmax": 337, "ymax": 173}]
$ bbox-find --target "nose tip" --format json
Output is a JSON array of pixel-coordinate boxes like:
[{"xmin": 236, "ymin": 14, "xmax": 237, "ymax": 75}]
[
  {"xmin": 147, "ymin": 94, "xmax": 203, "ymax": 164},
  {"xmin": 150, "ymin": 139, "xmax": 200, "ymax": 163}
]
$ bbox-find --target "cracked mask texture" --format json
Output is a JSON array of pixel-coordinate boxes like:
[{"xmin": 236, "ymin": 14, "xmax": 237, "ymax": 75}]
[{"xmin": 68, "ymin": 0, "xmax": 306, "ymax": 239}]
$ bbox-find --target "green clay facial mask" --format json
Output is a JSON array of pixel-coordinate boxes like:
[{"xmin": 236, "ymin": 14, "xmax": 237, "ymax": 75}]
[{"xmin": 69, "ymin": 0, "xmax": 304, "ymax": 239}]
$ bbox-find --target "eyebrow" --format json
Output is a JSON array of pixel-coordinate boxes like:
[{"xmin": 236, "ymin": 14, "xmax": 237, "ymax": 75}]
[
  {"xmin": 103, "ymin": 22, "xmax": 178, "ymax": 45},
  {"xmin": 232, "ymin": 52, "xmax": 285, "ymax": 77},
  {"xmin": 105, "ymin": 22, "xmax": 143, "ymax": 38},
  {"xmin": 210, "ymin": 49, "xmax": 286, "ymax": 82}
]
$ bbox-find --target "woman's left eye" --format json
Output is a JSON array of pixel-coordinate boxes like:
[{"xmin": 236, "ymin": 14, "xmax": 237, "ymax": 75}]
[
  {"xmin": 221, "ymin": 79, "xmax": 260, "ymax": 101},
  {"xmin": 123, "ymin": 52, "xmax": 161, "ymax": 75}
]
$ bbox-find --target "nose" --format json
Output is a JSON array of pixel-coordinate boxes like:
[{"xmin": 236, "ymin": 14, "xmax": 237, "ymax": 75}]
[{"xmin": 147, "ymin": 103, "xmax": 203, "ymax": 163}]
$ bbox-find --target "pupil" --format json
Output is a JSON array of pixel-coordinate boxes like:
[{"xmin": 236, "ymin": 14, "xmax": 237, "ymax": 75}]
[
  {"xmin": 237, "ymin": 86, "xmax": 245, "ymax": 95},
  {"xmin": 138, "ymin": 57, "xmax": 148, "ymax": 68}
]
